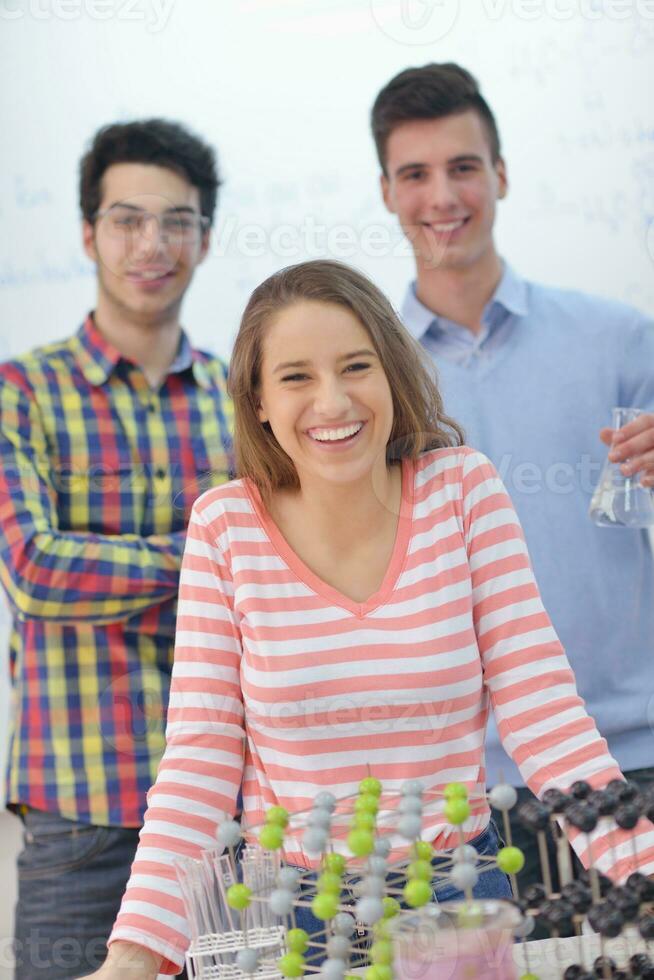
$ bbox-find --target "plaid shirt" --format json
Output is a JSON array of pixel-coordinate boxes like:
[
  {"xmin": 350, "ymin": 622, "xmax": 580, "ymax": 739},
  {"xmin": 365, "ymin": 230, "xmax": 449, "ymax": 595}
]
[{"xmin": 0, "ymin": 316, "xmax": 233, "ymax": 827}]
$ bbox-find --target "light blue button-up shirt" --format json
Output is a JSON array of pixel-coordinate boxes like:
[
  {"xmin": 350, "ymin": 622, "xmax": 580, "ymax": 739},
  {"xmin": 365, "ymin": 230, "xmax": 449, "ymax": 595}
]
[{"xmin": 402, "ymin": 264, "xmax": 654, "ymax": 786}]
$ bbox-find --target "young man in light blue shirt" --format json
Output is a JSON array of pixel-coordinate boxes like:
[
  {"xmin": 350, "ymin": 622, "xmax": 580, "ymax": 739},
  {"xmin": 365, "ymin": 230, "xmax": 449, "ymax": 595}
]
[{"xmin": 371, "ymin": 63, "xmax": 654, "ymax": 887}]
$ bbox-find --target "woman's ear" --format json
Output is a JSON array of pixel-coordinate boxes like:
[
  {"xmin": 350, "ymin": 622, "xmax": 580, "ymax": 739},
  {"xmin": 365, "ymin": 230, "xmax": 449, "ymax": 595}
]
[{"xmin": 257, "ymin": 401, "xmax": 268, "ymax": 424}]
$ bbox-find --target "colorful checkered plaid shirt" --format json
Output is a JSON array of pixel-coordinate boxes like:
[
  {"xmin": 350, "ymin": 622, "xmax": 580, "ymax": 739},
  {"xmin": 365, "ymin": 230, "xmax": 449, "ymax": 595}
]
[{"xmin": 0, "ymin": 316, "xmax": 233, "ymax": 827}]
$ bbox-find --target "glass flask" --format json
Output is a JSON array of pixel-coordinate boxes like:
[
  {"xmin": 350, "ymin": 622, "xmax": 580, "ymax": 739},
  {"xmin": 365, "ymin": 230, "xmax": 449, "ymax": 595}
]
[
  {"xmin": 392, "ymin": 900, "xmax": 521, "ymax": 980},
  {"xmin": 589, "ymin": 407, "xmax": 654, "ymax": 528}
]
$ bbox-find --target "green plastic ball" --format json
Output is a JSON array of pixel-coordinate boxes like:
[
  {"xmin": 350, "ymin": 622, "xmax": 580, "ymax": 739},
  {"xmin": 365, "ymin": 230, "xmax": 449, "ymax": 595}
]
[
  {"xmin": 354, "ymin": 811, "xmax": 375, "ymax": 831},
  {"xmin": 286, "ymin": 928, "xmax": 309, "ymax": 953},
  {"xmin": 382, "ymin": 896, "xmax": 400, "ymax": 919},
  {"xmin": 496, "ymin": 846, "xmax": 525, "ymax": 875},
  {"xmin": 457, "ymin": 903, "xmax": 484, "ymax": 928},
  {"xmin": 403, "ymin": 878, "xmax": 432, "ymax": 908},
  {"xmin": 226, "ymin": 883, "xmax": 252, "ymax": 910},
  {"xmin": 259, "ymin": 823, "xmax": 285, "ymax": 850},
  {"xmin": 278, "ymin": 952, "xmax": 306, "ymax": 978},
  {"xmin": 444, "ymin": 798, "xmax": 470, "ymax": 825},
  {"xmin": 355, "ymin": 793, "xmax": 379, "ymax": 815},
  {"xmin": 412, "ymin": 840, "xmax": 433, "ymax": 861},
  {"xmin": 519, "ymin": 975, "xmax": 540, "ymax": 980},
  {"xmin": 266, "ymin": 805, "xmax": 289, "ymax": 827},
  {"xmin": 359, "ymin": 776, "xmax": 382, "ymax": 798},
  {"xmin": 408, "ymin": 859, "xmax": 432, "ymax": 881},
  {"xmin": 322, "ymin": 852, "xmax": 346, "ymax": 875},
  {"xmin": 347, "ymin": 828, "xmax": 374, "ymax": 857},
  {"xmin": 370, "ymin": 940, "xmax": 393, "ymax": 965},
  {"xmin": 311, "ymin": 892, "xmax": 339, "ymax": 920},
  {"xmin": 317, "ymin": 871, "xmax": 342, "ymax": 895},
  {"xmin": 365, "ymin": 966, "xmax": 392, "ymax": 980},
  {"xmin": 444, "ymin": 782, "xmax": 468, "ymax": 801}
]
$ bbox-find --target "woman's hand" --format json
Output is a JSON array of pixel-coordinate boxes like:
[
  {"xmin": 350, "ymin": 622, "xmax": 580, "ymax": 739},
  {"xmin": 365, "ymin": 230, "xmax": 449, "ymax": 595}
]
[{"xmin": 80, "ymin": 941, "xmax": 163, "ymax": 979}]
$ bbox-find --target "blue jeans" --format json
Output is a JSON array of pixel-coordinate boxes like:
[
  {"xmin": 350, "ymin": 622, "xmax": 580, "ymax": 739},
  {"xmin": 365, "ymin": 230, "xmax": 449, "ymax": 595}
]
[
  {"xmin": 12, "ymin": 806, "xmax": 188, "ymax": 980},
  {"xmin": 292, "ymin": 822, "xmax": 511, "ymax": 954}
]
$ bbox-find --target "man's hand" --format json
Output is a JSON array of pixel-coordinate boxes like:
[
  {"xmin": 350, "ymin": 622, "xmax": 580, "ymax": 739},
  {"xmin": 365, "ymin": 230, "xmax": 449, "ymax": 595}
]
[{"xmin": 600, "ymin": 412, "xmax": 654, "ymax": 487}]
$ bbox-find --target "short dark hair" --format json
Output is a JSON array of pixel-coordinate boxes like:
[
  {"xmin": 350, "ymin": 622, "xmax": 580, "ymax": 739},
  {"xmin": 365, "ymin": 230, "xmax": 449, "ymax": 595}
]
[
  {"xmin": 79, "ymin": 118, "xmax": 221, "ymax": 224},
  {"xmin": 371, "ymin": 63, "xmax": 501, "ymax": 174}
]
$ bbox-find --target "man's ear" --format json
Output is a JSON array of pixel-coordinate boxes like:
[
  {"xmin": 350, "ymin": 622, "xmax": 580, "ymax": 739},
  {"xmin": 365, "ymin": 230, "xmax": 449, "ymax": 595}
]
[
  {"xmin": 197, "ymin": 227, "xmax": 211, "ymax": 265},
  {"xmin": 82, "ymin": 220, "xmax": 98, "ymax": 263},
  {"xmin": 380, "ymin": 172, "xmax": 395, "ymax": 214},
  {"xmin": 496, "ymin": 157, "xmax": 508, "ymax": 200}
]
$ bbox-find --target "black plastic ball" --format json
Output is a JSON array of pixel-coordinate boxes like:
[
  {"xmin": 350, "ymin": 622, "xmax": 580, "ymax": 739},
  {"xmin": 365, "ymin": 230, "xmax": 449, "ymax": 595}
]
[
  {"xmin": 566, "ymin": 801, "xmax": 599, "ymax": 832},
  {"xmin": 616, "ymin": 780, "xmax": 640, "ymax": 802},
  {"xmin": 638, "ymin": 913, "xmax": 654, "ymax": 941},
  {"xmin": 578, "ymin": 869, "xmax": 613, "ymax": 897},
  {"xmin": 524, "ymin": 882, "xmax": 547, "ymax": 907},
  {"xmin": 542, "ymin": 787, "xmax": 568, "ymax": 814},
  {"xmin": 592, "ymin": 954, "xmax": 616, "ymax": 976},
  {"xmin": 562, "ymin": 881, "xmax": 593, "ymax": 913},
  {"xmin": 607, "ymin": 885, "xmax": 638, "ymax": 918},
  {"xmin": 629, "ymin": 952, "xmax": 653, "ymax": 976},
  {"xmin": 571, "ymin": 780, "xmax": 592, "ymax": 799},
  {"xmin": 588, "ymin": 788, "xmax": 619, "ymax": 816},
  {"xmin": 517, "ymin": 799, "xmax": 550, "ymax": 832},
  {"xmin": 615, "ymin": 802, "xmax": 640, "ymax": 830},
  {"xmin": 564, "ymin": 966, "xmax": 585, "ymax": 980}
]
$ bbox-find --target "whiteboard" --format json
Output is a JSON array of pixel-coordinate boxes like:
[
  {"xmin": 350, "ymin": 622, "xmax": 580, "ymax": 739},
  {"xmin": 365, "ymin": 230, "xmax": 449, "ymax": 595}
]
[{"xmin": 0, "ymin": 0, "xmax": 653, "ymax": 787}]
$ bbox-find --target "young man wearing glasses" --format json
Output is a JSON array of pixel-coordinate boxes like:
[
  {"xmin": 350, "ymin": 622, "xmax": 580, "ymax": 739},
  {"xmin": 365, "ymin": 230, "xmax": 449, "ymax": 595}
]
[
  {"xmin": 0, "ymin": 119, "xmax": 233, "ymax": 979},
  {"xmin": 372, "ymin": 64, "xmax": 654, "ymax": 894}
]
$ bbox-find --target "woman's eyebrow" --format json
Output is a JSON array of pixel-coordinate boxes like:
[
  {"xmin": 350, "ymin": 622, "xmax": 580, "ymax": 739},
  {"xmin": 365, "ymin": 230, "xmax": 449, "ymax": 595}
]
[{"xmin": 273, "ymin": 349, "xmax": 376, "ymax": 374}]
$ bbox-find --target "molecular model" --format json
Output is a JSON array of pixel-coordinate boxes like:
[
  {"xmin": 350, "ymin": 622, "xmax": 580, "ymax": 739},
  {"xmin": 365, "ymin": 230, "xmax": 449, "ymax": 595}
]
[{"xmin": 174, "ymin": 776, "xmax": 654, "ymax": 980}]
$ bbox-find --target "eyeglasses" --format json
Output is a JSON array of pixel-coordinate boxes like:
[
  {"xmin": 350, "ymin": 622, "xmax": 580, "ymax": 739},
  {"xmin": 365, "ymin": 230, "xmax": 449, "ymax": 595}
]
[{"xmin": 95, "ymin": 206, "xmax": 210, "ymax": 243}]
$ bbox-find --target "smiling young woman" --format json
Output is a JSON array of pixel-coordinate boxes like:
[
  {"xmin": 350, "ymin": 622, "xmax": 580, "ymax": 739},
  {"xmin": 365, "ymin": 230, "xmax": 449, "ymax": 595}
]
[{"xmin": 93, "ymin": 261, "xmax": 653, "ymax": 979}]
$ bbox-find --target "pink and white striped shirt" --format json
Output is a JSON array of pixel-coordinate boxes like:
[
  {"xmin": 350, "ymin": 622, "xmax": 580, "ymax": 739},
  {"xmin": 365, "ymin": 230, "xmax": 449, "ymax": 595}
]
[{"xmin": 110, "ymin": 447, "xmax": 654, "ymax": 974}]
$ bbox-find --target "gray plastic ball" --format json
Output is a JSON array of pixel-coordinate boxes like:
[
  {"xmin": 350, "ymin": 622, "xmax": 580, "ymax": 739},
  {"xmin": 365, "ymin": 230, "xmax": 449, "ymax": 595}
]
[
  {"xmin": 361, "ymin": 875, "xmax": 386, "ymax": 898},
  {"xmin": 315, "ymin": 791, "xmax": 337, "ymax": 812},
  {"xmin": 401, "ymin": 780, "xmax": 424, "ymax": 797},
  {"xmin": 398, "ymin": 795, "xmax": 423, "ymax": 815},
  {"xmin": 367, "ymin": 855, "xmax": 388, "ymax": 876},
  {"xmin": 269, "ymin": 888, "xmax": 295, "ymax": 916},
  {"xmin": 513, "ymin": 915, "xmax": 535, "ymax": 938},
  {"xmin": 320, "ymin": 958, "xmax": 347, "ymax": 980},
  {"xmin": 215, "ymin": 819, "xmax": 242, "ymax": 849},
  {"xmin": 373, "ymin": 837, "xmax": 391, "ymax": 858},
  {"xmin": 398, "ymin": 813, "xmax": 422, "ymax": 840},
  {"xmin": 332, "ymin": 912, "xmax": 356, "ymax": 937},
  {"xmin": 326, "ymin": 935, "xmax": 350, "ymax": 960},
  {"xmin": 277, "ymin": 867, "xmax": 301, "ymax": 890},
  {"xmin": 303, "ymin": 827, "xmax": 328, "ymax": 856},
  {"xmin": 452, "ymin": 844, "xmax": 477, "ymax": 864},
  {"xmin": 236, "ymin": 948, "xmax": 260, "ymax": 974},
  {"xmin": 488, "ymin": 784, "xmax": 518, "ymax": 811},
  {"xmin": 355, "ymin": 896, "xmax": 384, "ymax": 924},
  {"xmin": 308, "ymin": 807, "xmax": 333, "ymax": 830},
  {"xmin": 450, "ymin": 862, "xmax": 479, "ymax": 891}
]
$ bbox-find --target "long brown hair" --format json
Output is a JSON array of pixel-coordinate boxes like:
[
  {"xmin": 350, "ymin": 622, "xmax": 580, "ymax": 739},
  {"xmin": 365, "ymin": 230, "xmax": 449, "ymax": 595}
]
[{"xmin": 228, "ymin": 260, "xmax": 464, "ymax": 499}]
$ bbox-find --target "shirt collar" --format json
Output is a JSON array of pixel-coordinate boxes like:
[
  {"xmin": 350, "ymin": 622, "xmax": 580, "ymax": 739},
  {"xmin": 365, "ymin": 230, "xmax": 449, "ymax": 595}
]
[
  {"xmin": 401, "ymin": 262, "xmax": 529, "ymax": 342},
  {"xmin": 73, "ymin": 315, "xmax": 211, "ymax": 389}
]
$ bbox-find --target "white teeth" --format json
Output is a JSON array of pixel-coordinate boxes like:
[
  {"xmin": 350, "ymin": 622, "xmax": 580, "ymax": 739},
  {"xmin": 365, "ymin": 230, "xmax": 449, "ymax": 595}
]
[
  {"xmin": 309, "ymin": 422, "xmax": 363, "ymax": 442},
  {"xmin": 429, "ymin": 219, "xmax": 465, "ymax": 232},
  {"xmin": 134, "ymin": 270, "xmax": 167, "ymax": 280}
]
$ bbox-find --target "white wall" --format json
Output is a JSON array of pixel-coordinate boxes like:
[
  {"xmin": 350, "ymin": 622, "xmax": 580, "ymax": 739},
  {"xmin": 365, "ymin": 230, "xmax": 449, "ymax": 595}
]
[{"xmin": 0, "ymin": 1, "xmax": 653, "ymax": 974}]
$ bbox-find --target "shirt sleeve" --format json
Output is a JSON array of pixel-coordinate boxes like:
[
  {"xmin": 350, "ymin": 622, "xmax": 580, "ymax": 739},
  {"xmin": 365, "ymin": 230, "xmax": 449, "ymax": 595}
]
[
  {"xmin": 0, "ymin": 372, "xmax": 185, "ymax": 624},
  {"xmin": 108, "ymin": 499, "xmax": 245, "ymax": 974},
  {"xmin": 618, "ymin": 310, "xmax": 654, "ymax": 412},
  {"xmin": 461, "ymin": 449, "xmax": 654, "ymax": 880}
]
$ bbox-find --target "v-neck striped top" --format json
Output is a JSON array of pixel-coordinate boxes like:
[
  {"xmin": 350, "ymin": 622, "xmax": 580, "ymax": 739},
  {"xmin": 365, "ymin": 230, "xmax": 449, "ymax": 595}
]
[{"xmin": 110, "ymin": 446, "xmax": 654, "ymax": 974}]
